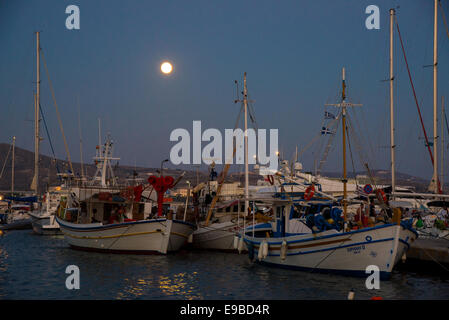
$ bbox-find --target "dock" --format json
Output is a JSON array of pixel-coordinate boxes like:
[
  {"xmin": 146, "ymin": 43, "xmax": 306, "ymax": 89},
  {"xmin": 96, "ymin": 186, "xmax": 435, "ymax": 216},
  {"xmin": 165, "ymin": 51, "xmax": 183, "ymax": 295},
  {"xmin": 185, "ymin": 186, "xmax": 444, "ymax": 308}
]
[{"xmin": 406, "ymin": 238, "xmax": 449, "ymax": 267}]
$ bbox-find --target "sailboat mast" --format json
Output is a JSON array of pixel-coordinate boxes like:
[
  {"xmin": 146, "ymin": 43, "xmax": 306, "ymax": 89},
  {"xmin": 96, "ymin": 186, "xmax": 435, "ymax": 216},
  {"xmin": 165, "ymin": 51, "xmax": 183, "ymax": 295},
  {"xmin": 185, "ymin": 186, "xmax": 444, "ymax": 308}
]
[
  {"xmin": 433, "ymin": 0, "xmax": 439, "ymax": 194},
  {"xmin": 243, "ymin": 72, "xmax": 249, "ymax": 216},
  {"xmin": 78, "ymin": 97, "xmax": 85, "ymax": 180},
  {"xmin": 11, "ymin": 136, "xmax": 15, "ymax": 195},
  {"xmin": 34, "ymin": 31, "xmax": 40, "ymax": 194},
  {"xmin": 390, "ymin": 8, "xmax": 396, "ymax": 200},
  {"xmin": 341, "ymin": 67, "xmax": 347, "ymax": 222},
  {"xmin": 440, "ymin": 96, "xmax": 444, "ymax": 192}
]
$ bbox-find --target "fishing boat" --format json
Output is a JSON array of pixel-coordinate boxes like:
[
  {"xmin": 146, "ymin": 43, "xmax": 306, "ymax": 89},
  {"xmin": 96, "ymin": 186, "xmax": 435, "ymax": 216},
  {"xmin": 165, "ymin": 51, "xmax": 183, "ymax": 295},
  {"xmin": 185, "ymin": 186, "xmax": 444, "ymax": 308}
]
[
  {"xmin": 55, "ymin": 133, "xmax": 195, "ymax": 254},
  {"xmin": 241, "ymin": 64, "xmax": 419, "ymax": 278},
  {"xmin": 191, "ymin": 73, "xmax": 272, "ymax": 251},
  {"xmin": 242, "ymin": 198, "xmax": 417, "ymax": 279},
  {"xmin": 56, "ymin": 181, "xmax": 196, "ymax": 254},
  {"xmin": 29, "ymin": 186, "xmax": 70, "ymax": 235}
]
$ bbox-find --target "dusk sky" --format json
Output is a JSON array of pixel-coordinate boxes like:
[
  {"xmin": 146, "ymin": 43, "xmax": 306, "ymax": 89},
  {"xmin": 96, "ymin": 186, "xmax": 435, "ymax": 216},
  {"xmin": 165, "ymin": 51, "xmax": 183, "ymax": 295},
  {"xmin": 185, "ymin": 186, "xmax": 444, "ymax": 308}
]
[{"xmin": 1, "ymin": 0, "xmax": 449, "ymax": 181}]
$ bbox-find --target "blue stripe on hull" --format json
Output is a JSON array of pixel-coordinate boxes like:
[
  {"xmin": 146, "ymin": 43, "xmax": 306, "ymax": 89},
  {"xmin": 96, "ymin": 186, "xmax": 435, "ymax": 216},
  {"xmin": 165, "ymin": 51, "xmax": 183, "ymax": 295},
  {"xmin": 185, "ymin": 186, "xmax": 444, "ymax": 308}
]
[
  {"xmin": 245, "ymin": 237, "xmax": 396, "ymax": 257},
  {"xmin": 256, "ymin": 260, "xmax": 392, "ymax": 280}
]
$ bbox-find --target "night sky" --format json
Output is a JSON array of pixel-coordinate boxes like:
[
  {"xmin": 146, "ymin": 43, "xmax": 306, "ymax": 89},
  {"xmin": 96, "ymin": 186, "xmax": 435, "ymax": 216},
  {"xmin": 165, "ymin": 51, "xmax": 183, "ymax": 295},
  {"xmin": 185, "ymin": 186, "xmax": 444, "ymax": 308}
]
[{"xmin": 1, "ymin": 0, "xmax": 449, "ymax": 181}]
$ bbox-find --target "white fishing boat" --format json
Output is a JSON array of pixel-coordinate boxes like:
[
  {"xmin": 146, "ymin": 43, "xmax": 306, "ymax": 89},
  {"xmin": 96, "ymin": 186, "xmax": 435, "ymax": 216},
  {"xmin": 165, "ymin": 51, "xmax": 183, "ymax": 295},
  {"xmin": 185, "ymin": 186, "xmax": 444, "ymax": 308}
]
[
  {"xmin": 191, "ymin": 73, "xmax": 270, "ymax": 251},
  {"xmin": 242, "ymin": 199, "xmax": 417, "ymax": 279},
  {"xmin": 56, "ymin": 215, "xmax": 195, "ymax": 254},
  {"xmin": 192, "ymin": 199, "xmax": 253, "ymax": 251},
  {"xmin": 56, "ymin": 131, "xmax": 195, "ymax": 254},
  {"xmin": 241, "ymin": 62, "xmax": 419, "ymax": 278},
  {"xmin": 29, "ymin": 187, "xmax": 68, "ymax": 235},
  {"xmin": 56, "ymin": 182, "xmax": 196, "ymax": 254}
]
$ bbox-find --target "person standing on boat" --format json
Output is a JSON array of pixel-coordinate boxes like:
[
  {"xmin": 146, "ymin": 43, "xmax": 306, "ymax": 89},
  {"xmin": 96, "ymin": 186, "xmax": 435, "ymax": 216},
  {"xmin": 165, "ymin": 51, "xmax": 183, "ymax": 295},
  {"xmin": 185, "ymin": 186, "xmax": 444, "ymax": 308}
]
[{"xmin": 117, "ymin": 206, "xmax": 125, "ymax": 223}]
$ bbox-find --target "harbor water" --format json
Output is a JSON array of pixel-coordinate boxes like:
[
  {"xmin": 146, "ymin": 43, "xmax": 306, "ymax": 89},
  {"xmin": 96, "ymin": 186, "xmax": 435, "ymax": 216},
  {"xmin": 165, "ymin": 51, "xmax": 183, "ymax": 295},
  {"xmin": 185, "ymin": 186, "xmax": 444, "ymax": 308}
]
[{"xmin": 1, "ymin": 230, "xmax": 449, "ymax": 300}]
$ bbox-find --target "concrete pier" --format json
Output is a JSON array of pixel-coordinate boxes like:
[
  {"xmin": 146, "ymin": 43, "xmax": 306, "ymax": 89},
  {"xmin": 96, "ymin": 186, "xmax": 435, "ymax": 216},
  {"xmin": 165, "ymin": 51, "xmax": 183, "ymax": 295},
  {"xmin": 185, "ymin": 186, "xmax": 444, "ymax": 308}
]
[{"xmin": 407, "ymin": 238, "xmax": 449, "ymax": 265}]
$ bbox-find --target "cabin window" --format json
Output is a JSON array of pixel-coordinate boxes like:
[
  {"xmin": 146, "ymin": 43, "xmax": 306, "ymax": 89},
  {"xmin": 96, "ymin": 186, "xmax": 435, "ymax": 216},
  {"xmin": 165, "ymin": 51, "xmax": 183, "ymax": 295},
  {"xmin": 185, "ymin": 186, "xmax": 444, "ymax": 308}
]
[
  {"xmin": 226, "ymin": 206, "xmax": 230, "ymax": 213},
  {"xmin": 233, "ymin": 205, "xmax": 238, "ymax": 213},
  {"xmin": 292, "ymin": 206, "xmax": 301, "ymax": 219}
]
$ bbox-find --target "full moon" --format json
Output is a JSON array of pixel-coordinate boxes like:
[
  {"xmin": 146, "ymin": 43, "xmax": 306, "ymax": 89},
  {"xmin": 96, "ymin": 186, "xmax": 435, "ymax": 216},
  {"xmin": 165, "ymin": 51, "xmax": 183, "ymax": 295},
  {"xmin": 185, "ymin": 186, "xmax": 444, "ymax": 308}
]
[{"xmin": 161, "ymin": 62, "xmax": 173, "ymax": 74}]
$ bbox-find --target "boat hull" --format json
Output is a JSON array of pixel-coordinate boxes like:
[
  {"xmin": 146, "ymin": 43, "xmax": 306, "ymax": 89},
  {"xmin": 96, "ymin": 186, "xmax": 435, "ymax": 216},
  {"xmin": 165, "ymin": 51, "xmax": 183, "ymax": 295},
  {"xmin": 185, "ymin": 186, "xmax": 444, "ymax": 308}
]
[
  {"xmin": 56, "ymin": 217, "xmax": 195, "ymax": 254},
  {"xmin": 30, "ymin": 213, "xmax": 62, "ymax": 235},
  {"xmin": 0, "ymin": 219, "xmax": 32, "ymax": 230},
  {"xmin": 244, "ymin": 223, "xmax": 417, "ymax": 278},
  {"xmin": 192, "ymin": 221, "xmax": 242, "ymax": 251}
]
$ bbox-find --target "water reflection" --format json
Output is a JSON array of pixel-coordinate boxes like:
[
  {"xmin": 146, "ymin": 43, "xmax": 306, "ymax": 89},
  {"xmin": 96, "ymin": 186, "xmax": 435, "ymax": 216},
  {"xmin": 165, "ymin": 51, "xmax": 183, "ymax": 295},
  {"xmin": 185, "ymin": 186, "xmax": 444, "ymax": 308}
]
[
  {"xmin": 115, "ymin": 272, "xmax": 202, "ymax": 300},
  {"xmin": 158, "ymin": 272, "xmax": 202, "ymax": 299},
  {"xmin": 1, "ymin": 230, "xmax": 449, "ymax": 299}
]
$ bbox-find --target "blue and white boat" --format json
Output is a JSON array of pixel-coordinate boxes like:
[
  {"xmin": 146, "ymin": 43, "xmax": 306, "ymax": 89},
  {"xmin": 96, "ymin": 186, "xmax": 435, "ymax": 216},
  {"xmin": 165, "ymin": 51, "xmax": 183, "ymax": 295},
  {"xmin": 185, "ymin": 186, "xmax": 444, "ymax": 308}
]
[{"xmin": 241, "ymin": 199, "xmax": 418, "ymax": 279}]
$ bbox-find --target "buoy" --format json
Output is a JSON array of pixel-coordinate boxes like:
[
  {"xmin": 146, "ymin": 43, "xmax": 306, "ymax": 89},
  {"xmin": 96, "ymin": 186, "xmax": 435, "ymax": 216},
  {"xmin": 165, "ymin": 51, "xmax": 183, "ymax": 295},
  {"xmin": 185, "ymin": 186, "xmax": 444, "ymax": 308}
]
[
  {"xmin": 280, "ymin": 240, "xmax": 287, "ymax": 260},
  {"xmin": 187, "ymin": 234, "xmax": 193, "ymax": 243},
  {"xmin": 347, "ymin": 289, "xmax": 355, "ymax": 300},
  {"xmin": 401, "ymin": 253, "xmax": 406, "ymax": 263},
  {"xmin": 233, "ymin": 235, "xmax": 239, "ymax": 249},
  {"xmin": 238, "ymin": 237, "xmax": 244, "ymax": 253},
  {"xmin": 262, "ymin": 241, "xmax": 269, "ymax": 259},
  {"xmin": 371, "ymin": 296, "xmax": 383, "ymax": 300},
  {"xmin": 0, "ymin": 230, "xmax": 3, "ymax": 236},
  {"xmin": 258, "ymin": 244, "xmax": 263, "ymax": 261}
]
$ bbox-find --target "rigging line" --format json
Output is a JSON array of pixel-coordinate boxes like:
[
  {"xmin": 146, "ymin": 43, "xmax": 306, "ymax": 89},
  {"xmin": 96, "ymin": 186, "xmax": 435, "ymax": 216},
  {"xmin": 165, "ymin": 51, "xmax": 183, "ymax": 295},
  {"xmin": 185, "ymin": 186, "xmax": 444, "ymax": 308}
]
[
  {"xmin": 0, "ymin": 144, "xmax": 13, "ymax": 180},
  {"xmin": 310, "ymin": 232, "xmax": 356, "ymax": 273},
  {"xmin": 317, "ymin": 114, "xmax": 341, "ymax": 175},
  {"xmin": 345, "ymin": 120, "xmax": 358, "ymax": 184},
  {"xmin": 40, "ymin": 48, "xmax": 75, "ymax": 176},
  {"xmin": 351, "ymin": 106, "xmax": 376, "ymax": 170},
  {"xmin": 395, "ymin": 16, "xmax": 441, "ymax": 193},
  {"xmin": 444, "ymin": 109, "xmax": 449, "ymax": 140},
  {"xmin": 299, "ymin": 133, "xmax": 322, "ymax": 158},
  {"xmin": 346, "ymin": 114, "xmax": 371, "ymax": 174},
  {"xmin": 314, "ymin": 109, "xmax": 332, "ymax": 163},
  {"xmin": 39, "ymin": 103, "xmax": 61, "ymax": 176},
  {"xmin": 352, "ymin": 110, "xmax": 375, "ymax": 168},
  {"xmin": 439, "ymin": 0, "xmax": 449, "ymax": 41},
  {"xmin": 303, "ymin": 114, "xmax": 340, "ymax": 159}
]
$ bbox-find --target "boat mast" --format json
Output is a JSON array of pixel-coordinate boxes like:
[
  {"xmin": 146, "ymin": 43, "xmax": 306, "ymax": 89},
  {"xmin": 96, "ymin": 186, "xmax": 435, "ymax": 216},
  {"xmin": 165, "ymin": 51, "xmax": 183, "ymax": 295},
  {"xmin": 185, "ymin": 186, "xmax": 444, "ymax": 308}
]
[
  {"xmin": 11, "ymin": 136, "xmax": 15, "ymax": 196},
  {"xmin": 78, "ymin": 96, "xmax": 85, "ymax": 181},
  {"xmin": 433, "ymin": 0, "xmax": 439, "ymax": 194},
  {"xmin": 34, "ymin": 31, "xmax": 40, "ymax": 194},
  {"xmin": 341, "ymin": 68, "xmax": 348, "ymax": 222},
  {"xmin": 390, "ymin": 8, "xmax": 396, "ymax": 200},
  {"xmin": 440, "ymin": 96, "xmax": 444, "ymax": 192},
  {"xmin": 325, "ymin": 68, "xmax": 361, "ymax": 225},
  {"xmin": 243, "ymin": 72, "xmax": 249, "ymax": 216}
]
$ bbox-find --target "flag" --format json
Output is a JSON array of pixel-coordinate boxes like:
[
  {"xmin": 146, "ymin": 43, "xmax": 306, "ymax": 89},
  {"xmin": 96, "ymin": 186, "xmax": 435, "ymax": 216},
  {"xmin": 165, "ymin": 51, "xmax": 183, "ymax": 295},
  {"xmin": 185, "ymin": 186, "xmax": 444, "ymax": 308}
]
[
  {"xmin": 324, "ymin": 111, "xmax": 336, "ymax": 119},
  {"xmin": 321, "ymin": 127, "xmax": 334, "ymax": 135}
]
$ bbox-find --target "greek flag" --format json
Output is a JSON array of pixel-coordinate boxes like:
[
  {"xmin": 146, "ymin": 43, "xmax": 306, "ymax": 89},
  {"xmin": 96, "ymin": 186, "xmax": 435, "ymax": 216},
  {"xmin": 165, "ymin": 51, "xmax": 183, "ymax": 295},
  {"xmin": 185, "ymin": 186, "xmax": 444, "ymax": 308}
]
[
  {"xmin": 321, "ymin": 127, "xmax": 334, "ymax": 135},
  {"xmin": 324, "ymin": 111, "xmax": 336, "ymax": 119}
]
